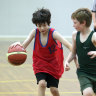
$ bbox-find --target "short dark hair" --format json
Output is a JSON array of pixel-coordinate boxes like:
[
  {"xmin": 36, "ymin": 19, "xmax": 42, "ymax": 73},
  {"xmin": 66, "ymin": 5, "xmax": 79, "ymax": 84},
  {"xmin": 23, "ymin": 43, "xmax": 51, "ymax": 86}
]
[
  {"xmin": 32, "ymin": 8, "xmax": 51, "ymax": 25},
  {"xmin": 71, "ymin": 8, "xmax": 92, "ymax": 27}
]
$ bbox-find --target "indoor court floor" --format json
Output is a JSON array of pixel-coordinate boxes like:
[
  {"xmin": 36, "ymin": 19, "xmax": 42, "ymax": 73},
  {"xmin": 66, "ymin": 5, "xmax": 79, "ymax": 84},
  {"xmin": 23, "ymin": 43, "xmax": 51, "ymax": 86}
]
[{"xmin": 0, "ymin": 38, "xmax": 81, "ymax": 96}]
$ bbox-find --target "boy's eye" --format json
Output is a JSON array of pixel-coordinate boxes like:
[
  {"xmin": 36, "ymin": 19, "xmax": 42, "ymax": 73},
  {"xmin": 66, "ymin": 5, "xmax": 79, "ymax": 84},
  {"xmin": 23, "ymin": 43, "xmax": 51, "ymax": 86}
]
[
  {"xmin": 38, "ymin": 25, "xmax": 41, "ymax": 27},
  {"xmin": 37, "ymin": 23, "xmax": 47, "ymax": 27},
  {"xmin": 39, "ymin": 25, "xmax": 41, "ymax": 27},
  {"xmin": 43, "ymin": 25, "xmax": 46, "ymax": 27}
]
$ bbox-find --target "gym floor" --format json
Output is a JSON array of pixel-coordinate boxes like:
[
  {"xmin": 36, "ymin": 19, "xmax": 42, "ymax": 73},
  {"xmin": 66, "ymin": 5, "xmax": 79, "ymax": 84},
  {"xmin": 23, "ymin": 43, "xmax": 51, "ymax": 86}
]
[{"xmin": 0, "ymin": 38, "xmax": 81, "ymax": 96}]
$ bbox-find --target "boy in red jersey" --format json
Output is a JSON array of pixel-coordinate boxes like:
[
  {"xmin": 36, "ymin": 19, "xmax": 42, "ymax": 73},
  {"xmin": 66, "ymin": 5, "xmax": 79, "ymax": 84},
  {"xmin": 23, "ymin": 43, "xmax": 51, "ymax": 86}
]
[{"xmin": 11, "ymin": 8, "xmax": 72, "ymax": 96}]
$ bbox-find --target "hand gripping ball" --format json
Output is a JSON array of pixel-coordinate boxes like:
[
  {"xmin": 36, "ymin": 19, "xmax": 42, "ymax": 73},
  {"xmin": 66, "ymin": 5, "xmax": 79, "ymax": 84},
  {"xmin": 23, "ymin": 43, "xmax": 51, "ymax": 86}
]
[{"xmin": 7, "ymin": 44, "xmax": 27, "ymax": 66}]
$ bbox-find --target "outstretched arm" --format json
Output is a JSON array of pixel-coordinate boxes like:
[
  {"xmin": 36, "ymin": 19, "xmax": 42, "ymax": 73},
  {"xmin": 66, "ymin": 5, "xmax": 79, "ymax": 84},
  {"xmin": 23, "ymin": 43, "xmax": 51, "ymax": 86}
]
[
  {"xmin": 64, "ymin": 31, "xmax": 78, "ymax": 71},
  {"xmin": 10, "ymin": 29, "xmax": 36, "ymax": 49}
]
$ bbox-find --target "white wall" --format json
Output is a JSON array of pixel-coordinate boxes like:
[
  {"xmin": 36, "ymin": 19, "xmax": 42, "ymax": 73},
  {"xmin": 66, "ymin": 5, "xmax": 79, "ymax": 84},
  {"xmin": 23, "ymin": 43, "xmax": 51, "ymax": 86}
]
[{"xmin": 0, "ymin": 0, "xmax": 93, "ymax": 37}]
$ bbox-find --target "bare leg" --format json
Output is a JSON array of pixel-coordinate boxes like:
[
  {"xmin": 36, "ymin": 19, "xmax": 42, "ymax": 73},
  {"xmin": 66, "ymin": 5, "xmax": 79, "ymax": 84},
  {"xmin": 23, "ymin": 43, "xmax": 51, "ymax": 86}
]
[
  {"xmin": 93, "ymin": 93, "xmax": 96, "ymax": 96},
  {"xmin": 38, "ymin": 80, "xmax": 47, "ymax": 96},
  {"xmin": 83, "ymin": 87, "xmax": 94, "ymax": 96},
  {"xmin": 50, "ymin": 87, "xmax": 60, "ymax": 96}
]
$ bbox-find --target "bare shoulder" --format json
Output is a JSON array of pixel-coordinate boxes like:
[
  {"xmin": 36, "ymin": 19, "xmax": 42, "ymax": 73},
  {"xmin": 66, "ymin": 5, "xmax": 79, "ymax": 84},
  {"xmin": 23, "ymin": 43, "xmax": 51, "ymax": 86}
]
[
  {"xmin": 92, "ymin": 32, "xmax": 96, "ymax": 40},
  {"xmin": 72, "ymin": 30, "xmax": 77, "ymax": 36},
  {"xmin": 52, "ymin": 30, "xmax": 62, "ymax": 40},
  {"xmin": 53, "ymin": 30, "xmax": 58, "ymax": 35},
  {"xmin": 22, "ymin": 29, "xmax": 36, "ymax": 48},
  {"xmin": 25, "ymin": 29, "xmax": 36, "ymax": 40},
  {"xmin": 93, "ymin": 32, "xmax": 96, "ymax": 37},
  {"xmin": 30, "ymin": 29, "xmax": 36, "ymax": 37},
  {"xmin": 72, "ymin": 30, "xmax": 78, "ymax": 41},
  {"xmin": 92, "ymin": 32, "xmax": 96, "ymax": 46},
  {"xmin": 52, "ymin": 30, "xmax": 67, "ymax": 41}
]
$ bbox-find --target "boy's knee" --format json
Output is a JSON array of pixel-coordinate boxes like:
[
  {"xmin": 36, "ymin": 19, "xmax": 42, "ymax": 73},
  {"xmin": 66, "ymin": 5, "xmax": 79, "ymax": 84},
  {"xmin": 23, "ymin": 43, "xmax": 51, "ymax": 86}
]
[
  {"xmin": 38, "ymin": 80, "xmax": 47, "ymax": 88},
  {"xmin": 50, "ymin": 87, "xmax": 59, "ymax": 94},
  {"xmin": 83, "ymin": 87, "xmax": 94, "ymax": 96}
]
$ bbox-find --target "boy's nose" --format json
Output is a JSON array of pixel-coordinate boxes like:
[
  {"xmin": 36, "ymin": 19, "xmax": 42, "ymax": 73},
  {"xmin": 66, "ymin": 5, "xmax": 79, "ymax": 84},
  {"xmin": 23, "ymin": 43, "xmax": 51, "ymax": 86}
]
[{"xmin": 41, "ymin": 26, "xmax": 44, "ymax": 30}]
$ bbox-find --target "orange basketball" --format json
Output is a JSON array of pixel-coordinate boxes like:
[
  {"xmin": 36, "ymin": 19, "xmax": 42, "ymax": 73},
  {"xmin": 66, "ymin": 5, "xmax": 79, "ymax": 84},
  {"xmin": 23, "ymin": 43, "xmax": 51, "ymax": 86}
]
[{"xmin": 7, "ymin": 44, "xmax": 27, "ymax": 66}]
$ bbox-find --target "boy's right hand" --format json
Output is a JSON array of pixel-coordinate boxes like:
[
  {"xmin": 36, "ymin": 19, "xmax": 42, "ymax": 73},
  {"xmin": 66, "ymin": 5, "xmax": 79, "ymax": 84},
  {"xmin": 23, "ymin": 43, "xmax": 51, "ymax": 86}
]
[
  {"xmin": 9, "ymin": 42, "xmax": 21, "ymax": 48},
  {"xmin": 64, "ymin": 61, "xmax": 70, "ymax": 71}
]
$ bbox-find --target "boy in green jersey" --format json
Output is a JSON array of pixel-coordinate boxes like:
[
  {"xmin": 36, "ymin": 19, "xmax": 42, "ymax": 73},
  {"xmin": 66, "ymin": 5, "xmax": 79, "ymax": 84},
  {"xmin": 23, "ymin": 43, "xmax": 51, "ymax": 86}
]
[{"xmin": 65, "ymin": 8, "xmax": 96, "ymax": 96}]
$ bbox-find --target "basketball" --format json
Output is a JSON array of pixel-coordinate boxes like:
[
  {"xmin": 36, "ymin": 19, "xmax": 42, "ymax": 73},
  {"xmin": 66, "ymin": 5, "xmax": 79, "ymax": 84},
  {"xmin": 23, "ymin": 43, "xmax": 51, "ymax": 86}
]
[{"xmin": 7, "ymin": 44, "xmax": 27, "ymax": 66}]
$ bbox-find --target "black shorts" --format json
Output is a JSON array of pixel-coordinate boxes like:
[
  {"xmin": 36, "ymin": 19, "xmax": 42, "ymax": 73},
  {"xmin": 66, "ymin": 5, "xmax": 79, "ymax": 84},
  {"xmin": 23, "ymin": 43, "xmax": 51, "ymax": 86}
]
[{"xmin": 35, "ymin": 72, "xmax": 59, "ymax": 88}]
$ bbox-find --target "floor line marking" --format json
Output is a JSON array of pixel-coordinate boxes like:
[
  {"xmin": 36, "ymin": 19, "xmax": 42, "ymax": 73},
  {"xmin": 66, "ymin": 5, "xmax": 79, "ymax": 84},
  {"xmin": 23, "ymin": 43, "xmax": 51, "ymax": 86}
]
[
  {"xmin": 0, "ymin": 79, "xmax": 78, "ymax": 83},
  {"xmin": 0, "ymin": 92, "xmax": 81, "ymax": 94},
  {"xmin": 0, "ymin": 80, "xmax": 35, "ymax": 83}
]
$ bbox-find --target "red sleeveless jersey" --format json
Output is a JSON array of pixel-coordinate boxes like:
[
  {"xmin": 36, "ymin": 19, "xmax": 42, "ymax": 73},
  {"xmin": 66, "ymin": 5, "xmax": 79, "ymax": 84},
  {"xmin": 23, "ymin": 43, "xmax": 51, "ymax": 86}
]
[{"xmin": 33, "ymin": 28, "xmax": 64, "ymax": 79}]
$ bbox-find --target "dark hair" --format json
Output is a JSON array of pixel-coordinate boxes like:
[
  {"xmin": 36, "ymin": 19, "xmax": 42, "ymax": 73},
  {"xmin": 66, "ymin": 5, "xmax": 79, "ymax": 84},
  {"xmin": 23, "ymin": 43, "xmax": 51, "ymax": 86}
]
[
  {"xmin": 71, "ymin": 8, "xmax": 92, "ymax": 27},
  {"xmin": 32, "ymin": 8, "xmax": 51, "ymax": 25}
]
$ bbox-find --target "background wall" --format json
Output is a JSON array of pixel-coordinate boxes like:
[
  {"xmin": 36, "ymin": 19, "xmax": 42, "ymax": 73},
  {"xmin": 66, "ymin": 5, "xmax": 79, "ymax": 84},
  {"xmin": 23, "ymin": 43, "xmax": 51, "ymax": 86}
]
[{"xmin": 0, "ymin": 0, "xmax": 93, "ymax": 37}]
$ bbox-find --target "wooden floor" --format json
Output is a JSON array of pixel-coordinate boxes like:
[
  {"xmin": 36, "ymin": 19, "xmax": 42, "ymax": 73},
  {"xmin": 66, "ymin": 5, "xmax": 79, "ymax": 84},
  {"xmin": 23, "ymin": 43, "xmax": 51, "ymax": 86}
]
[{"xmin": 0, "ymin": 38, "xmax": 81, "ymax": 96}]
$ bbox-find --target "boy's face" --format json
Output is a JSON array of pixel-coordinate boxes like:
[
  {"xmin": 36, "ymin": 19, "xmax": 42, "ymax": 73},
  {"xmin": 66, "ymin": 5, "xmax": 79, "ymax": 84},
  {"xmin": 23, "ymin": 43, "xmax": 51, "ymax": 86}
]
[
  {"xmin": 37, "ymin": 22, "xmax": 49, "ymax": 34},
  {"xmin": 72, "ymin": 19, "xmax": 85, "ymax": 32}
]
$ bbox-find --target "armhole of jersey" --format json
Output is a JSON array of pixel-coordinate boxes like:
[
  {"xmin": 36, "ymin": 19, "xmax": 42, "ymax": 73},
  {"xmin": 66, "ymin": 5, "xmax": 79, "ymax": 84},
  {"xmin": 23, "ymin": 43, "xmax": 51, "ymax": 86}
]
[
  {"xmin": 76, "ymin": 31, "xmax": 79, "ymax": 41},
  {"xmin": 33, "ymin": 29, "xmax": 37, "ymax": 50},
  {"xmin": 76, "ymin": 31, "xmax": 80, "ymax": 52},
  {"xmin": 52, "ymin": 30, "xmax": 63, "ymax": 49},
  {"xmin": 52, "ymin": 30, "xmax": 57, "ymax": 44},
  {"xmin": 90, "ymin": 31, "xmax": 95, "ymax": 45}
]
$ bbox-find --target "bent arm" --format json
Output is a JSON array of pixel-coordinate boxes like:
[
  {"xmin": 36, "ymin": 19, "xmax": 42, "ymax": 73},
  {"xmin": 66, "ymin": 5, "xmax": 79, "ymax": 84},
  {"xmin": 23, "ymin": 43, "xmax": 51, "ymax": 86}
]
[
  {"xmin": 66, "ymin": 31, "xmax": 77, "ymax": 63},
  {"xmin": 64, "ymin": 31, "xmax": 77, "ymax": 71},
  {"xmin": 22, "ymin": 29, "xmax": 36, "ymax": 49}
]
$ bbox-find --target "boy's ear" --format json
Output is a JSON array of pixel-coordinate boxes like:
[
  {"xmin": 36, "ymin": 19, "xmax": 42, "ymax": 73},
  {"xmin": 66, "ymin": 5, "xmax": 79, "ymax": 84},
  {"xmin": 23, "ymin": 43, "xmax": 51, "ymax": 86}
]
[{"xmin": 82, "ymin": 20, "xmax": 86, "ymax": 25}]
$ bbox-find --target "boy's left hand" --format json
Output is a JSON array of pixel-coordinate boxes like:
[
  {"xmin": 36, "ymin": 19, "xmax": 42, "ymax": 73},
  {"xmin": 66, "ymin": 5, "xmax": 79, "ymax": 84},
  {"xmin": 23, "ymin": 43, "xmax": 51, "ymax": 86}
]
[
  {"xmin": 87, "ymin": 51, "xmax": 96, "ymax": 58},
  {"xmin": 64, "ymin": 61, "xmax": 70, "ymax": 71}
]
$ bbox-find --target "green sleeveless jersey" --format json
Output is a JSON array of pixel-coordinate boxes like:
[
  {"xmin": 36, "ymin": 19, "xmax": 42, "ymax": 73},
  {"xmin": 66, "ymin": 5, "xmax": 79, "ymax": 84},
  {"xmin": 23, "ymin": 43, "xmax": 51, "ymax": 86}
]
[{"xmin": 76, "ymin": 31, "xmax": 96, "ymax": 79}]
